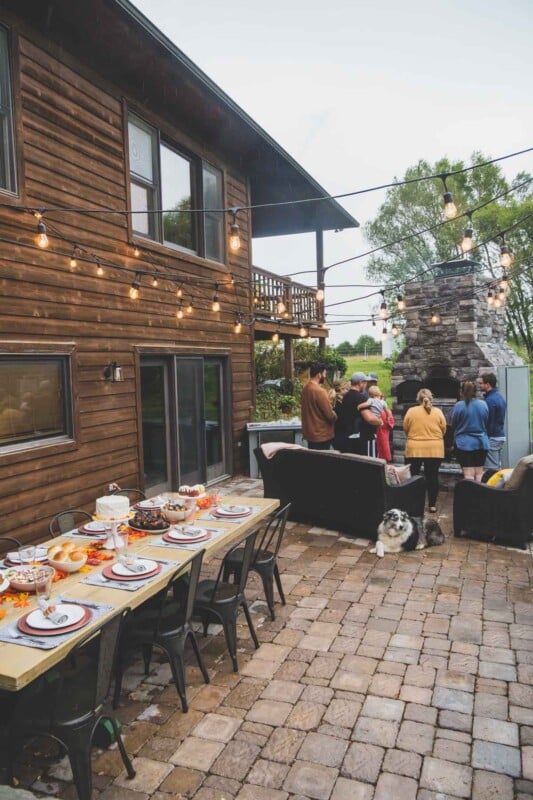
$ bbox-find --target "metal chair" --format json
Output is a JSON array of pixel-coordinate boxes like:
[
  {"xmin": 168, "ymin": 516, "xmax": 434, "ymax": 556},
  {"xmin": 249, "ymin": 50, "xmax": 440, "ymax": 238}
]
[
  {"xmin": 49, "ymin": 509, "xmax": 93, "ymax": 538},
  {"xmin": 7, "ymin": 609, "xmax": 135, "ymax": 800},
  {"xmin": 194, "ymin": 528, "xmax": 260, "ymax": 672},
  {"xmin": 222, "ymin": 503, "xmax": 290, "ymax": 620},
  {"xmin": 0, "ymin": 536, "xmax": 22, "ymax": 555},
  {"xmin": 113, "ymin": 549, "xmax": 209, "ymax": 712},
  {"xmin": 112, "ymin": 488, "xmax": 146, "ymax": 502}
]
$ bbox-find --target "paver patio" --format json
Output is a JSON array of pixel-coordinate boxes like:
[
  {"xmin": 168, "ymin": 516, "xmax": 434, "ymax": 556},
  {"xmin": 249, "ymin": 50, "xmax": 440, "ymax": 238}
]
[{"xmin": 8, "ymin": 476, "xmax": 533, "ymax": 800}]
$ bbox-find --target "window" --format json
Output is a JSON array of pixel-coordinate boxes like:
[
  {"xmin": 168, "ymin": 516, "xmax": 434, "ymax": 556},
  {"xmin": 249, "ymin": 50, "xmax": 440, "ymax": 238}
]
[
  {"xmin": 0, "ymin": 25, "xmax": 17, "ymax": 194},
  {"xmin": 0, "ymin": 357, "xmax": 73, "ymax": 450},
  {"xmin": 128, "ymin": 114, "xmax": 224, "ymax": 261}
]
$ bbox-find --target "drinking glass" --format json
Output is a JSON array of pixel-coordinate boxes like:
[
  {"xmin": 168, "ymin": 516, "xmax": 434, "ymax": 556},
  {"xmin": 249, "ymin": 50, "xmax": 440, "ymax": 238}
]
[
  {"xmin": 35, "ymin": 565, "xmax": 67, "ymax": 624},
  {"xmin": 184, "ymin": 497, "xmax": 197, "ymax": 525},
  {"xmin": 18, "ymin": 544, "xmax": 36, "ymax": 566},
  {"xmin": 114, "ymin": 529, "xmax": 129, "ymax": 559}
]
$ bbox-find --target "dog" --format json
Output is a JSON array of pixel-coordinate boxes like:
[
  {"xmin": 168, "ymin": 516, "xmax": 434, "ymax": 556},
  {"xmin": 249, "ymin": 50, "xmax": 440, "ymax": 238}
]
[{"xmin": 370, "ymin": 508, "xmax": 445, "ymax": 558}]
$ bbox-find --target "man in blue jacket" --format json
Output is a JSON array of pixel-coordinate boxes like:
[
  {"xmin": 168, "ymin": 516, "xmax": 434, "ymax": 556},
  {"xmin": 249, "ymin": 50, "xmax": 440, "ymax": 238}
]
[{"xmin": 479, "ymin": 372, "xmax": 507, "ymax": 470}]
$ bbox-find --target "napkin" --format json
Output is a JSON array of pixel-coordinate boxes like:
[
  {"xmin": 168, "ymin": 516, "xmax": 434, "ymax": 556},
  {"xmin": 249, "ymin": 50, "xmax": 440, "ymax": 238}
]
[
  {"xmin": 117, "ymin": 555, "xmax": 148, "ymax": 573},
  {"xmin": 37, "ymin": 598, "xmax": 69, "ymax": 625}
]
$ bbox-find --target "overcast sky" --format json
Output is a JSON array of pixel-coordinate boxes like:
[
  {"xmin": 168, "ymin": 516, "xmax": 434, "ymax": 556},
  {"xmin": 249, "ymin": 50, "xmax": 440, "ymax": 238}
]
[{"xmin": 132, "ymin": 0, "xmax": 533, "ymax": 344}]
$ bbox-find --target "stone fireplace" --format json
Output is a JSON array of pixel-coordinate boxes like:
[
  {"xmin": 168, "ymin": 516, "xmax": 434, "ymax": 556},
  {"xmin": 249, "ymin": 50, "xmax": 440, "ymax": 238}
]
[{"xmin": 391, "ymin": 258, "xmax": 523, "ymax": 463}]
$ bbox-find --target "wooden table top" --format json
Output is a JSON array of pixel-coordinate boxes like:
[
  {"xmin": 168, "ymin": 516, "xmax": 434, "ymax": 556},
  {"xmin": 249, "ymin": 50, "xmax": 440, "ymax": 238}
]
[{"xmin": 0, "ymin": 495, "xmax": 278, "ymax": 692}]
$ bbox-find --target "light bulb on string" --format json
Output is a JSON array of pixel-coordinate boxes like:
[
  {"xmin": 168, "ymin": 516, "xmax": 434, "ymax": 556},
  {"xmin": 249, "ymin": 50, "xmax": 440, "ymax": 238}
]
[
  {"xmin": 396, "ymin": 294, "xmax": 405, "ymax": 312},
  {"xmin": 133, "ymin": 245, "xmax": 140, "ymax": 257},
  {"xmin": 316, "ymin": 288, "xmax": 324, "ymax": 302},
  {"xmin": 381, "ymin": 325, "xmax": 388, "ymax": 342},
  {"xmin": 299, "ymin": 323, "xmax": 308, "ymax": 338},
  {"xmin": 229, "ymin": 209, "xmax": 241, "ymax": 253},
  {"xmin": 36, "ymin": 221, "xmax": 49, "ymax": 248},
  {"xmin": 96, "ymin": 260, "xmax": 104, "ymax": 277},
  {"xmin": 494, "ymin": 295, "xmax": 502, "ymax": 309},
  {"xmin": 498, "ymin": 286, "xmax": 506, "ymax": 300},
  {"xmin": 186, "ymin": 299, "xmax": 194, "ymax": 314},
  {"xmin": 234, "ymin": 314, "xmax": 242, "ymax": 334},
  {"xmin": 500, "ymin": 272, "xmax": 509, "ymax": 291},
  {"xmin": 276, "ymin": 297, "xmax": 286, "ymax": 315},
  {"xmin": 33, "ymin": 210, "xmax": 43, "ymax": 221},
  {"xmin": 212, "ymin": 284, "xmax": 220, "ymax": 312},
  {"xmin": 379, "ymin": 291, "xmax": 387, "ymax": 320},
  {"xmin": 499, "ymin": 243, "xmax": 513, "ymax": 269},
  {"xmin": 129, "ymin": 273, "xmax": 141, "ymax": 300},
  {"xmin": 460, "ymin": 215, "xmax": 474, "ymax": 253},
  {"xmin": 228, "ymin": 273, "xmax": 235, "ymax": 286},
  {"xmin": 371, "ymin": 315, "xmax": 376, "ymax": 327},
  {"xmin": 176, "ymin": 302, "xmax": 184, "ymax": 320},
  {"xmin": 487, "ymin": 289, "xmax": 494, "ymax": 306},
  {"xmin": 272, "ymin": 330, "xmax": 280, "ymax": 344},
  {"xmin": 69, "ymin": 248, "xmax": 78, "ymax": 268},
  {"xmin": 441, "ymin": 174, "xmax": 457, "ymax": 219},
  {"xmin": 152, "ymin": 275, "xmax": 159, "ymax": 288},
  {"xmin": 176, "ymin": 286, "xmax": 183, "ymax": 298},
  {"xmin": 430, "ymin": 309, "xmax": 440, "ymax": 325},
  {"xmin": 391, "ymin": 323, "xmax": 399, "ymax": 337}
]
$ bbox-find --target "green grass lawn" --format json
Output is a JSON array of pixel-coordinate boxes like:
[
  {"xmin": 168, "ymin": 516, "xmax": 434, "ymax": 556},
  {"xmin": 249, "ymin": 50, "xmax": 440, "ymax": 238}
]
[{"xmin": 342, "ymin": 356, "xmax": 392, "ymax": 402}]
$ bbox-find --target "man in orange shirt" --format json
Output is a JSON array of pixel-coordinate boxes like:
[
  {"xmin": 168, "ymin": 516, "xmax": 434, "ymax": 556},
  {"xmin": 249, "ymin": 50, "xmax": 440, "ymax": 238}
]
[{"xmin": 300, "ymin": 362, "xmax": 337, "ymax": 450}]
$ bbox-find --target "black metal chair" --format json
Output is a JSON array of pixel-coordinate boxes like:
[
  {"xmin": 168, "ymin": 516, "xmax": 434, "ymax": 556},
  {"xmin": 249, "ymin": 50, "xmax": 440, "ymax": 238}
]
[
  {"xmin": 194, "ymin": 528, "xmax": 260, "ymax": 672},
  {"xmin": 7, "ymin": 609, "xmax": 135, "ymax": 800},
  {"xmin": 0, "ymin": 536, "xmax": 22, "ymax": 555},
  {"xmin": 222, "ymin": 503, "xmax": 290, "ymax": 620},
  {"xmin": 49, "ymin": 510, "xmax": 93, "ymax": 538},
  {"xmin": 112, "ymin": 488, "xmax": 146, "ymax": 502},
  {"xmin": 113, "ymin": 549, "xmax": 209, "ymax": 712}
]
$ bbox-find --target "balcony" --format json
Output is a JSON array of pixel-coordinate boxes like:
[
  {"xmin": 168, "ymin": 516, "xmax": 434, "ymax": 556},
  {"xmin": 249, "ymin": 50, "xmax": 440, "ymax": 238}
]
[{"xmin": 252, "ymin": 266, "xmax": 326, "ymax": 340}]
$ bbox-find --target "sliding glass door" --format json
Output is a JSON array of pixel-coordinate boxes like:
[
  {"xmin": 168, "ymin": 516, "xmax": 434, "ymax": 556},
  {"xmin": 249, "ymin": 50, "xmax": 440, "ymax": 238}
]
[{"xmin": 141, "ymin": 355, "xmax": 229, "ymax": 493}]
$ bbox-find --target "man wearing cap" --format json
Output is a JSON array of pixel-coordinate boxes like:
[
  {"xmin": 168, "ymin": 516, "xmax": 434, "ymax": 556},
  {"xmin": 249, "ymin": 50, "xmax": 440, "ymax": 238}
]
[
  {"xmin": 301, "ymin": 362, "xmax": 337, "ymax": 450},
  {"xmin": 334, "ymin": 372, "xmax": 382, "ymax": 455}
]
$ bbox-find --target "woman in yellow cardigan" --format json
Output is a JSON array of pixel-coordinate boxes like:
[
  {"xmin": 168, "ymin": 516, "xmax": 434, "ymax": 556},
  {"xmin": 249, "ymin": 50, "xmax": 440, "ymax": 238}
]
[{"xmin": 403, "ymin": 388, "xmax": 447, "ymax": 513}]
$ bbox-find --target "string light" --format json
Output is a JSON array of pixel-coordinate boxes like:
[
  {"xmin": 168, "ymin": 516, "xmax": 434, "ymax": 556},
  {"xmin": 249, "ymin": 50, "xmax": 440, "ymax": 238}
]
[
  {"xmin": 133, "ymin": 245, "xmax": 140, "ymax": 257},
  {"xmin": 36, "ymin": 221, "xmax": 49, "ymax": 248},
  {"xmin": 299, "ymin": 323, "xmax": 308, "ymax": 338},
  {"xmin": 176, "ymin": 286, "xmax": 183, "ymax": 298},
  {"xmin": 460, "ymin": 215, "xmax": 474, "ymax": 253},
  {"xmin": 500, "ymin": 272, "xmax": 509, "ymax": 291},
  {"xmin": 229, "ymin": 209, "xmax": 241, "ymax": 253},
  {"xmin": 494, "ymin": 295, "xmax": 502, "ymax": 309},
  {"xmin": 96, "ymin": 260, "xmax": 104, "ymax": 277},
  {"xmin": 69, "ymin": 248, "xmax": 78, "ymax": 268},
  {"xmin": 396, "ymin": 293, "xmax": 405, "ymax": 312},
  {"xmin": 430, "ymin": 309, "xmax": 441, "ymax": 325},
  {"xmin": 441, "ymin": 174, "xmax": 458, "ymax": 220},
  {"xmin": 151, "ymin": 275, "xmax": 159, "ymax": 287},
  {"xmin": 276, "ymin": 297, "xmax": 286, "ymax": 315},
  {"xmin": 272, "ymin": 330, "xmax": 280, "ymax": 344},
  {"xmin": 391, "ymin": 323, "xmax": 400, "ymax": 336},
  {"xmin": 372, "ymin": 315, "xmax": 376, "ymax": 327},
  {"xmin": 234, "ymin": 314, "xmax": 242, "ymax": 334},
  {"xmin": 212, "ymin": 284, "xmax": 220, "ymax": 312},
  {"xmin": 498, "ymin": 286, "xmax": 506, "ymax": 300},
  {"xmin": 176, "ymin": 302, "xmax": 184, "ymax": 319},
  {"xmin": 186, "ymin": 299, "xmax": 194, "ymax": 314},
  {"xmin": 316, "ymin": 288, "xmax": 324, "ymax": 302},
  {"xmin": 500, "ymin": 240, "xmax": 513, "ymax": 268},
  {"xmin": 381, "ymin": 324, "xmax": 388, "ymax": 342},
  {"xmin": 129, "ymin": 273, "xmax": 141, "ymax": 300},
  {"xmin": 487, "ymin": 289, "xmax": 494, "ymax": 306},
  {"xmin": 379, "ymin": 291, "xmax": 387, "ymax": 320}
]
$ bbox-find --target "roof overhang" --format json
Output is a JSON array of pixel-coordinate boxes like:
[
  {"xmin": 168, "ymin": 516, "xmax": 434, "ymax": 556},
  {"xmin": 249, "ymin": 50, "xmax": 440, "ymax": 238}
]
[{"xmin": 7, "ymin": 0, "xmax": 359, "ymax": 238}]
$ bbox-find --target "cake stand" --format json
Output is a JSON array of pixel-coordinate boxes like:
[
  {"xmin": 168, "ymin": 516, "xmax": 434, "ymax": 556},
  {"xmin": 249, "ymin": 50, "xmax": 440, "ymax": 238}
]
[{"xmin": 94, "ymin": 515, "xmax": 132, "ymax": 550}]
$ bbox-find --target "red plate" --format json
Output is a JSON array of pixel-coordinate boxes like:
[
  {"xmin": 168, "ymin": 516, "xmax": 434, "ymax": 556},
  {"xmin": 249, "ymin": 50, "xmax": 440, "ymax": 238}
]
[
  {"xmin": 78, "ymin": 525, "xmax": 107, "ymax": 536},
  {"xmin": 101, "ymin": 561, "xmax": 162, "ymax": 582},
  {"xmin": 128, "ymin": 522, "xmax": 171, "ymax": 534},
  {"xmin": 4, "ymin": 557, "xmax": 49, "ymax": 567},
  {"xmin": 18, "ymin": 605, "xmax": 92, "ymax": 637},
  {"xmin": 162, "ymin": 531, "xmax": 211, "ymax": 544},
  {"xmin": 212, "ymin": 509, "xmax": 252, "ymax": 519}
]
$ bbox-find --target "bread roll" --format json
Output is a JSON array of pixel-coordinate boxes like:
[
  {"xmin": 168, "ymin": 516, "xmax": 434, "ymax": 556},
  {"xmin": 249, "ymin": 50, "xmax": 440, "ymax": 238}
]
[
  {"xmin": 48, "ymin": 545, "xmax": 62, "ymax": 559},
  {"xmin": 54, "ymin": 550, "xmax": 68, "ymax": 562},
  {"xmin": 62, "ymin": 542, "xmax": 76, "ymax": 554},
  {"xmin": 70, "ymin": 548, "xmax": 86, "ymax": 561}
]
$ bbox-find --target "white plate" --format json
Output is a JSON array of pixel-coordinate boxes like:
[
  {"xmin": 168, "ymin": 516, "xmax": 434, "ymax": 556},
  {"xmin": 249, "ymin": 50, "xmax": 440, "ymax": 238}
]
[
  {"xmin": 7, "ymin": 547, "xmax": 48, "ymax": 563},
  {"xmin": 26, "ymin": 603, "xmax": 85, "ymax": 630},
  {"xmin": 136, "ymin": 498, "xmax": 163, "ymax": 509},
  {"xmin": 168, "ymin": 527, "xmax": 208, "ymax": 540},
  {"xmin": 0, "ymin": 570, "xmax": 9, "ymax": 593},
  {"xmin": 84, "ymin": 521, "xmax": 108, "ymax": 532},
  {"xmin": 112, "ymin": 558, "xmax": 157, "ymax": 576},
  {"xmin": 216, "ymin": 505, "xmax": 252, "ymax": 516}
]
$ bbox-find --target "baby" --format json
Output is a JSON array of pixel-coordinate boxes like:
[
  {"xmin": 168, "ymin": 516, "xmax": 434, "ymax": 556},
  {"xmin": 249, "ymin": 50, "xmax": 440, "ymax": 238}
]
[{"xmin": 367, "ymin": 384, "xmax": 388, "ymax": 418}]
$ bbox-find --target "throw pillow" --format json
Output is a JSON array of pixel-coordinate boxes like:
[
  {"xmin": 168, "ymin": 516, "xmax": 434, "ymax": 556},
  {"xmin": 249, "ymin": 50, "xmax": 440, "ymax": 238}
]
[
  {"xmin": 385, "ymin": 464, "xmax": 412, "ymax": 486},
  {"xmin": 504, "ymin": 453, "xmax": 533, "ymax": 491},
  {"xmin": 486, "ymin": 468, "xmax": 513, "ymax": 488}
]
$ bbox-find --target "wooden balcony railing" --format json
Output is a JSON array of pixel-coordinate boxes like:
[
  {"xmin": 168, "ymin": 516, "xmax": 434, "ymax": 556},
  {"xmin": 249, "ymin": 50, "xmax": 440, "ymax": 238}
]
[{"xmin": 252, "ymin": 266, "xmax": 323, "ymax": 327}]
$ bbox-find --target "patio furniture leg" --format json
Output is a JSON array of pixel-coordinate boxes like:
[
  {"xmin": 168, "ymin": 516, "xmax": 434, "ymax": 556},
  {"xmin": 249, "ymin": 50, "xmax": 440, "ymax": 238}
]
[
  {"xmin": 241, "ymin": 600, "xmax": 260, "ymax": 649},
  {"xmin": 188, "ymin": 629, "xmax": 210, "ymax": 684},
  {"xmin": 274, "ymin": 564, "xmax": 286, "ymax": 605},
  {"xmin": 100, "ymin": 715, "xmax": 135, "ymax": 779}
]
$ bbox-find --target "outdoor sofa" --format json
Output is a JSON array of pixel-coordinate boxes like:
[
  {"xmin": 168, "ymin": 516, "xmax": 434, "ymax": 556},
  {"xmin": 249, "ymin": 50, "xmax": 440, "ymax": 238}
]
[{"xmin": 254, "ymin": 446, "xmax": 426, "ymax": 540}]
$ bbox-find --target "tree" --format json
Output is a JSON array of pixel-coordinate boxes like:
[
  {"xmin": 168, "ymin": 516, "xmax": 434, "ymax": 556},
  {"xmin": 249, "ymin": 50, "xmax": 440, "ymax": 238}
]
[
  {"xmin": 364, "ymin": 154, "xmax": 533, "ymax": 357},
  {"xmin": 354, "ymin": 335, "xmax": 381, "ymax": 355}
]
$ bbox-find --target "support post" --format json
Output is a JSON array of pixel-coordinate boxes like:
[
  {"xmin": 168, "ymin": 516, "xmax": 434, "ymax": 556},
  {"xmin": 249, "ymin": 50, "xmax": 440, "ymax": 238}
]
[
  {"xmin": 316, "ymin": 230, "xmax": 325, "ymax": 353},
  {"xmin": 284, "ymin": 335, "xmax": 294, "ymax": 380}
]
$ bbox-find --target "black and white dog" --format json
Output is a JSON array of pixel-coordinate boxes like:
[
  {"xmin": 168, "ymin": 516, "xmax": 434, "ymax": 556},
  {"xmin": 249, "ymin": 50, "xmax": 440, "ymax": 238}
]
[{"xmin": 370, "ymin": 509, "xmax": 445, "ymax": 558}]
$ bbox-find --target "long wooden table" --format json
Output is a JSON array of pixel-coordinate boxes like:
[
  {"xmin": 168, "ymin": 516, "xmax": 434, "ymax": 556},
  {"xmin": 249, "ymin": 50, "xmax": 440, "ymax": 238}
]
[{"xmin": 0, "ymin": 495, "xmax": 278, "ymax": 692}]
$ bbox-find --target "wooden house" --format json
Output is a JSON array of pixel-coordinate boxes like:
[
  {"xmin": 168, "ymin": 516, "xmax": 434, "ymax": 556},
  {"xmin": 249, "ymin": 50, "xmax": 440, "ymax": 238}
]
[{"xmin": 0, "ymin": 0, "xmax": 357, "ymax": 542}]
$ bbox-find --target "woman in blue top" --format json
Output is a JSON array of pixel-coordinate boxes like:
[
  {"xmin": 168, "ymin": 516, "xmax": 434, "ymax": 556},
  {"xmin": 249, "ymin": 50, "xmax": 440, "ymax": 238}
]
[{"xmin": 451, "ymin": 379, "xmax": 489, "ymax": 482}]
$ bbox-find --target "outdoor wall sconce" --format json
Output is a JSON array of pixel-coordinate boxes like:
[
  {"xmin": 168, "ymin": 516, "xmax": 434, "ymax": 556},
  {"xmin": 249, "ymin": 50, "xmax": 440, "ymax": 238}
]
[{"xmin": 103, "ymin": 362, "xmax": 124, "ymax": 382}]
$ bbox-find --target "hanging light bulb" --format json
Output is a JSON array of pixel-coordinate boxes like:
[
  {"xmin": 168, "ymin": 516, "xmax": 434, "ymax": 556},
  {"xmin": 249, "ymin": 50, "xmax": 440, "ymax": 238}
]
[
  {"xmin": 441, "ymin": 175, "xmax": 457, "ymax": 220},
  {"xmin": 152, "ymin": 275, "xmax": 159, "ymax": 287},
  {"xmin": 430, "ymin": 309, "xmax": 440, "ymax": 325},
  {"xmin": 129, "ymin": 274, "xmax": 141, "ymax": 300},
  {"xmin": 276, "ymin": 297, "xmax": 286, "ymax": 315},
  {"xmin": 272, "ymin": 330, "xmax": 280, "ymax": 344},
  {"xmin": 69, "ymin": 248, "xmax": 78, "ymax": 268},
  {"xmin": 494, "ymin": 295, "xmax": 502, "ymax": 309},
  {"xmin": 176, "ymin": 302, "xmax": 184, "ymax": 320},
  {"xmin": 460, "ymin": 217, "xmax": 474, "ymax": 253},
  {"xmin": 229, "ymin": 209, "xmax": 241, "ymax": 253},
  {"xmin": 500, "ymin": 272, "xmax": 509, "ymax": 291},
  {"xmin": 381, "ymin": 325, "xmax": 388, "ymax": 342},
  {"xmin": 234, "ymin": 314, "xmax": 242, "ymax": 334},
  {"xmin": 498, "ymin": 286, "xmax": 506, "ymax": 301},
  {"xmin": 379, "ymin": 292, "xmax": 388, "ymax": 320},
  {"xmin": 186, "ymin": 299, "xmax": 194, "ymax": 314},
  {"xmin": 133, "ymin": 245, "xmax": 140, "ymax": 257},
  {"xmin": 212, "ymin": 284, "xmax": 220, "ymax": 312},
  {"xmin": 487, "ymin": 289, "xmax": 494, "ymax": 306},
  {"xmin": 34, "ymin": 210, "xmax": 43, "ymax": 221},
  {"xmin": 299, "ymin": 323, "xmax": 308, "ymax": 338},
  {"xmin": 499, "ymin": 243, "xmax": 513, "ymax": 268},
  {"xmin": 316, "ymin": 288, "xmax": 324, "ymax": 302},
  {"xmin": 36, "ymin": 221, "xmax": 49, "ymax": 248},
  {"xmin": 372, "ymin": 315, "xmax": 376, "ymax": 327},
  {"xmin": 96, "ymin": 260, "xmax": 104, "ymax": 277},
  {"xmin": 391, "ymin": 323, "xmax": 399, "ymax": 337},
  {"xmin": 176, "ymin": 286, "xmax": 183, "ymax": 298},
  {"xmin": 396, "ymin": 294, "xmax": 405, "ymax": 312},
  {"xmin": 228, "ymin": 273, "xmax": 235, "ymax": 286}
]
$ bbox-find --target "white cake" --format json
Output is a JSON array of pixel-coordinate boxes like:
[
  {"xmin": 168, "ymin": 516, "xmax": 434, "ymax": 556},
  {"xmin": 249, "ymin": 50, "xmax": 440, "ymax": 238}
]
[{"xmin": 95, "ymin": 495, "xmax": 130, "ymax": 519}]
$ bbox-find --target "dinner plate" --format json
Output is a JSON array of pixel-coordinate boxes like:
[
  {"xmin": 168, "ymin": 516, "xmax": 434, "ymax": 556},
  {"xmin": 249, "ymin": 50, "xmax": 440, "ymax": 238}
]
[
  {"xmin": 18, "ymin": 605, "xmax": 92, "ymax": 636},
  {"xmin": 213, "ymin": 505, "xmax": 252, "ymax": 517},
  {"xmin": 112, "ymin": 558, "xmax": 158, "ymax": 577},
  {"xmin": 82, "ymin": 521, "xmax": 108, "ymax": 532},
  {"xmin": 166, "ymin": 527, "xmax": 211, "ymax": 541},
  {"xmin": 0, "ymin": 570, "xmax": 9, "ymax": 593},
  {"xmin": 129, "ymin": 521, "xmax": 171, "ymax": 534},
  {"xmin": 135, "ymin": 498, "xmax": 164, "ymax": 510},
  {"xmin": 102, "ymin": 561, "xmax": 162, "ymax": 582},
  {"xmin": 7, "ymin": 547, "xmax": 48, "ymax": 564},
  {"xmin": 26, "ymin": 603, "xmax": 85, "ymax": 630}
]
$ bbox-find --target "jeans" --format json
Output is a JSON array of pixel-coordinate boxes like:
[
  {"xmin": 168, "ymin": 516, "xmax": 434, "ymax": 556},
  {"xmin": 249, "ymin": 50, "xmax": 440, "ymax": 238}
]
[
  {"xmin": 406, "ymin": 457, "xmax": 442, "ymax": 507},
  {"xmin": 485, "ymin": 438, "xmax": 505, "ymax": 470}
]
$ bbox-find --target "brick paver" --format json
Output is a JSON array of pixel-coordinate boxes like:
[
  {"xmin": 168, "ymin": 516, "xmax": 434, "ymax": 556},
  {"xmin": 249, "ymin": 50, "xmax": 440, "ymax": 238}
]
[{"xmin": 8, "ymin": 476, "xmax": 533, "ymax": 799}]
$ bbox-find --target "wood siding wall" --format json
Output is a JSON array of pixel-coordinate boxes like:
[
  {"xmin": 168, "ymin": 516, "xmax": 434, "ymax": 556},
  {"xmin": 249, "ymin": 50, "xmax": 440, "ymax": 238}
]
[{"xmin": 0, "ymin": 24, "xmax": 254, "ymax": 544}]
